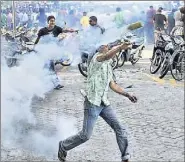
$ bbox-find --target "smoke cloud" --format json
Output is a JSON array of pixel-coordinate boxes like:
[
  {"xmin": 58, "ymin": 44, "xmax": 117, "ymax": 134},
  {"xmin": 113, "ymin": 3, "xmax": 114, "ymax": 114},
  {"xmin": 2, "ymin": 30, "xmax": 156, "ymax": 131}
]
[{"xmin": 1, "ymin": 14, "xmax": 134, "ymax": 158}]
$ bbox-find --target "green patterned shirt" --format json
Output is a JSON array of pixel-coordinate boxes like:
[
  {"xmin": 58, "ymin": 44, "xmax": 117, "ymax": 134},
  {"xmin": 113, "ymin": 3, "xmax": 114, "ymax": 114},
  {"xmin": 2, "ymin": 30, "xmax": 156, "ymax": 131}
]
[{"xmin": 86, "ymin": 52, "xmax": 113, "ymax": 107}]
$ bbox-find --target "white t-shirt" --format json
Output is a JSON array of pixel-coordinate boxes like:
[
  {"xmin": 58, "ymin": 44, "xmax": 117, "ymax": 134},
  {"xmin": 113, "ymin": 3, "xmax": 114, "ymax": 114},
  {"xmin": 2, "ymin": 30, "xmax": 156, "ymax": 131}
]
[
  {"xmin": 22, "ymin": 13, "xmax": 29, "ymax": 22},
  {"xmin": 174, "ymin": 10, "xmax": 184, "ymax": 26}
]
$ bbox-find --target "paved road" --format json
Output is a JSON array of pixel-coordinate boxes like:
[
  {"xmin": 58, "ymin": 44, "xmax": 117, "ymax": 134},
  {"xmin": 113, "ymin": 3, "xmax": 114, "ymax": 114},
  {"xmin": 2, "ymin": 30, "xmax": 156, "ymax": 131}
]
[{"xmin": 1, "ymin": 47, "xmax": 184, "ymax": 162}]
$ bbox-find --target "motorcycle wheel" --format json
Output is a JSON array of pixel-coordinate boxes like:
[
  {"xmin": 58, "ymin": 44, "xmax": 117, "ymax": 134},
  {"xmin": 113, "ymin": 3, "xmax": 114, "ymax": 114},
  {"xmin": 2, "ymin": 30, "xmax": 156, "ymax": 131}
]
[
  {"xmin": 131, "ymin": 50, "xmax": 142, "ymax": 65},
  {"xmin": 117, "ymin": 52, "xmax": 126, "ymax": 67},
  {"xmin": 159, "ymin": 52, "xmax": 171, "ymax": 79},
  {"xmin": 60, "ymin": 59, "xmax": 72, "ymax": 66},
  {"xmin": 170, "ymin": 51, "xmax": 185, "ymax": 81},
  {"xmin": 6, "ymin": 57, "xmax": 17, "ymax": 67},
  {"xmin": 150, "ymin": 49, "xmax": 163, "ymax": 74},
  {"xmin": 5, "ymin": 51, "xmax": 21, "ymax": 67},
  {"xmin": 111, "ymin": 55, "xmax": 118, "ymax": 70},
  {"xmin": 78, "ymin": 62, "xmax": 88, "ymax": 78},
  {"xmin": 60, "ymin": 52, "xmax": 73, "ymax": 66}
]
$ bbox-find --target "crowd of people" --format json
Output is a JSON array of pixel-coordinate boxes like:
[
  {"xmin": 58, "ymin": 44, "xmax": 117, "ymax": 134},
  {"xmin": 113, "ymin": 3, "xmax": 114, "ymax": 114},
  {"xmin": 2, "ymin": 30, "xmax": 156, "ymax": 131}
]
[{"xmin": 1, "ymin": 2, "xmax": 184, "ymax": 44}]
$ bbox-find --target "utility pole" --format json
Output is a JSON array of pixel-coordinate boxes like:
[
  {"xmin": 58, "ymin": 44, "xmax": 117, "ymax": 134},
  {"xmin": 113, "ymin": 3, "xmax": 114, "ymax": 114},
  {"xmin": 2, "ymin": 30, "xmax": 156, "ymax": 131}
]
[{"xmin": 12, "ymin": 1, "xmax": 16, "ymax": 38}]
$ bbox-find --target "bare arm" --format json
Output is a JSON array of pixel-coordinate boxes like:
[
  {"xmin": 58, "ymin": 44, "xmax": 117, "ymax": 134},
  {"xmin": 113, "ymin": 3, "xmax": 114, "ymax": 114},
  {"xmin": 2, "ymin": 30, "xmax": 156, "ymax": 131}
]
[
  {"xmin": 96, "ymin": 43, "xmax": 129, "ymax": 62},
  {"xmin": 34, "ymin": 36, "xmax": 40, "ymax": 44},
  {"xmin": 63, "ymin": 29, "xmax": 77, "ymax": 33},
  {"xmin": 34, "ymin": 29, "xmax": 42, "ymax": 45},
  {"xmin": 109, "ymin": 80, "xmax": 130, "ymax": 97},
  {"xmin": 109, "ymin": 81, "xmax": 137, "ymax": 103}
]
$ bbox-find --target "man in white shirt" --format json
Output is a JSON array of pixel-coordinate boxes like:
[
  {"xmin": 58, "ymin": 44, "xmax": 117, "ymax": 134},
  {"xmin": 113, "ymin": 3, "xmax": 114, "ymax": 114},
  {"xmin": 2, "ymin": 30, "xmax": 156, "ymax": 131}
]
[
  {"xmin": 22, "ymin": 11, "xmax": 29, "ymax": 25},
  {"xmin": 171, "ymin": 6, "xmax": 184, "ymax": 38}
]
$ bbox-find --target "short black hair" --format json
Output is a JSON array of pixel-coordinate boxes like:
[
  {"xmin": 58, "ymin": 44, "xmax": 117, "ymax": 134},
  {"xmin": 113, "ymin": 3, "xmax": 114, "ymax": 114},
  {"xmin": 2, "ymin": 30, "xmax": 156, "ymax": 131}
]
[
  {"xmin": 47, "ymin": 15, "xmax": 55, "ymax": 23},
  {"xmin": 157, "ymin": 8, "xmax": 162, "ymax": 13},
  {"xmin": 116, "ymin": 7, "xmax": 121, "ymax": 12},
  {"xmin": 180, "ymin": 6, "xmax": 185, "ymax": 14},
  {"xmin": 89, "ymin": 16, "xmax": 97, "ymax": 22}
]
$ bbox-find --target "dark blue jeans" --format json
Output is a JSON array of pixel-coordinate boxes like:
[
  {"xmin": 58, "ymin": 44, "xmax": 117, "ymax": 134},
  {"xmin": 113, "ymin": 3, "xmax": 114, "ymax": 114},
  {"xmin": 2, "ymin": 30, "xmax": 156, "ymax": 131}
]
[
  {"xmin": 44, "ymin": 60, "xmax": 61, "ymax": 88},
  {"xmin": 60, "ymin": 98, "xmax": 130, "ymax": 161}
]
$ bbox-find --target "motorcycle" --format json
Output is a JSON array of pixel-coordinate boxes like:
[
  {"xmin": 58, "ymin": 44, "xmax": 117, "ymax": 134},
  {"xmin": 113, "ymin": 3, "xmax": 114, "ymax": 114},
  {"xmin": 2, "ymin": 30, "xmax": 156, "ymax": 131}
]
[
  {"xmin": 78, "ymin": 43, "xmax": 119, "ymax": 78},
  {"xmin": 78, "ymin": 21, "xmax": 143, "ymax": 77},
  {"xmin": 150, "ymin": 30, "xmax": 172, "ymax": 74},
  {"xmin": 4, "ymin": 31, "xmax": 36, "ymax": 67},
  {"xmin": 158, "ymin": 35, "xmax": 184, "ymax": 79},
  {"xmin": 117, "ymin": 32, "xmax": 144, "ymax": 67}
]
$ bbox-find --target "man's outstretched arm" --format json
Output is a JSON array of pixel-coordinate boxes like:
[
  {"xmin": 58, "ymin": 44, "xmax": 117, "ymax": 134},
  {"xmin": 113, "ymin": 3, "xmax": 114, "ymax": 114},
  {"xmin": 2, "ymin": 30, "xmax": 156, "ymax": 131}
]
[
  {"xmin": 63, "ymin": 28, "xmax": 78, "ymax": 33},
  {"xmin": 96, "ymin": 43, "xmax": 130, "ymax": 62},
  {"xmin": 109, "ymin": 80, "xmax": 137, "ymax": 103},
  {"xmin": 34, "ymin": 36, "xmax": 40, "ymax": 44}
]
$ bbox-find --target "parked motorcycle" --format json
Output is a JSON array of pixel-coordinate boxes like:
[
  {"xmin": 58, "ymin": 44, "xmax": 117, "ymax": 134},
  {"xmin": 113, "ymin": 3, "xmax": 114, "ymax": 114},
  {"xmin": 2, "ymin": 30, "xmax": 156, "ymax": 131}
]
[
  {"xmin": 78, "ymin": 42, "xmax": 119, "ymax": 78},
  {"xmin": 78, "ymin": 22, "xmax": 143, "ymax": 77},
  {"xmin": 170, "ymin": 40, "xmax": 185, "ymax": 81},
  {"xmin": 117, "ymin": 32, "xmax": 144, "ymax": 67},
  {"xmin": 150, "ymin": 31, "xmax": 172, "ymax": 74},
  {"xmin": 158, "ymin": 35, "xmax": 184, "ymax": 79},
  {"xmin": 4, "ymin": 30, "xmax": 36, "ymax": 67}
]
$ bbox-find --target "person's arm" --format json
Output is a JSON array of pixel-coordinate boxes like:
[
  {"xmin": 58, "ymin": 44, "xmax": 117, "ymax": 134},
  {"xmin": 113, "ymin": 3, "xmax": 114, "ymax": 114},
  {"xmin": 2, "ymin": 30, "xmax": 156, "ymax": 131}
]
[
  {"xmin": 34, "ymin": 29, "xmax": 42, "ymax": 44},
  {"xmin": 63, "ymin": 28, "xmax": 78, "ymax": 33},
  {"xmin": 153, "ymin": 15, "xmax": 156, "ymax": 24},
  {"xmin": 109, "ymin": 81, "xmax": 137, "ymax": 103},
  {"xmin": 34, "ymin": 36, "xmax": 41, "ymax": 44},
  {"xmin": 80, "ymin": 17, "xmax": 84, "ymax": 25},
  {"xmin": 164, "ymin": 15, "xmax": 168, "ymax": 26},
  {"xmin": 57, "ymin": 26, "xmax": 76, "ymax": 33},
  {"xmin": 96, "ymin": 43, "xmax": 130, "ymax": 62}
]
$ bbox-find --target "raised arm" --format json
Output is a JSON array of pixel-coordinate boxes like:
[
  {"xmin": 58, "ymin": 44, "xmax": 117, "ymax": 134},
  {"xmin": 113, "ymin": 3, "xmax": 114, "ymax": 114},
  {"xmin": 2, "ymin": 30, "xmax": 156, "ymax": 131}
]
[
  {"xmin": 34, "ymin": 29, "xmax": 42, "ymax": 44},
  {"xmin": 96, "ymin": 43, "xmax": 130, "ymax": 62}
]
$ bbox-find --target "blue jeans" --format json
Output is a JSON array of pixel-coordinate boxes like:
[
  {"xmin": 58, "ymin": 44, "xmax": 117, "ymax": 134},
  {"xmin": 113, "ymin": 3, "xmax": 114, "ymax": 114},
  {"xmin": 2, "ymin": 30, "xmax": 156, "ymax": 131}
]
[
  {"xmin": 44, "ymin": 60, "xmax": 61, "ymax": 88},
  {"xmin": 60, "ymin": 98, "xmax": 130, "ymax": 161}
]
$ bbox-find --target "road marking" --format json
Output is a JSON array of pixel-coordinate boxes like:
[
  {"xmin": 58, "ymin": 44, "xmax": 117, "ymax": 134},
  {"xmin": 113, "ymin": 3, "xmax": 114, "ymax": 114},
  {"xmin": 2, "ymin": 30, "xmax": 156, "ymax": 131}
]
[
  {"xmin": 143, "ymin": 73, "xmax": 165, "ymax": 84},
  {"xmin": 143, "ymin": 73, "xmax": 184, "ymax": 87},
  {"xmin": 169, "ymin": 79, "xmax": 177, "ymax": 86},
  {"xmin": 61, "ymin": 66, "xmax": 68, "ymax": 72},
  {"xmin": 137, "ymin": 61, "xmax": 151, "ymax": 64}
]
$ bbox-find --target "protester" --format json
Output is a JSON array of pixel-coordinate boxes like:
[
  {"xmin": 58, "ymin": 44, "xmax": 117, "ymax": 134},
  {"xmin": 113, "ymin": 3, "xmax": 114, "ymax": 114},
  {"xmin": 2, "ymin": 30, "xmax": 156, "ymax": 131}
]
[
  {"xmin": 58, "ymin": 42, "xmax": 137, "ymax": 162},
  {"xmin": 114, "ymin": 7, "xmax": 125, "ymax": 28},
  {"xmin": 145, "ymin": 6, "xmax": 156, "ymax": 44},
  {"xmin": 80, "ymin": 11, "xmax": 89, "ymax": 28},
  {"xmin": 171, "ymin": 6, "xmax": 184, "ymax": 39},
  {"xmin": 37, "ymin": 8, "xmax": 47, "ymax": 27},
  {"xmin": 167, "ymin": 9, "xmax": 176, "ymax": 34},
  {"xmin": 153, "ymin": 8, "xmax": 168, "ymax": 43}
]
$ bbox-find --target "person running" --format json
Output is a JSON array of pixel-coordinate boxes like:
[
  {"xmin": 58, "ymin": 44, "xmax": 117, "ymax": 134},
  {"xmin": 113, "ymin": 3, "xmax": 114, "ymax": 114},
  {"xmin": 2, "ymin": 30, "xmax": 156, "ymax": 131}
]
[
  {"xmin": 34, "ymin": 15, "xmax": 77, "ymax": 90},
  {"xmin": 58, "ymin": 42, "xmax": 138, "ymax": 162},
  {"xmin": 34, "ymin": 15, "xmax": 77, "ymax": 44}
]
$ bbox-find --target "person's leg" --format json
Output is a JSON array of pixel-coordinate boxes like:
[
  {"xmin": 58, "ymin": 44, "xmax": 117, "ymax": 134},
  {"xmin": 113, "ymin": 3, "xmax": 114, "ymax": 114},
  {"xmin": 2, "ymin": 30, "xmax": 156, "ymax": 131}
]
[
  {"xmin": 44, "ymin": 60, "xmax": 63, "ymax": 89},
  {"xmin": 58, "ymin": 99, "xmax": 102, "ymax": 161},
  {"xmin": 100, "ymin": 106, "xmax": 130, "ymax": 161}
]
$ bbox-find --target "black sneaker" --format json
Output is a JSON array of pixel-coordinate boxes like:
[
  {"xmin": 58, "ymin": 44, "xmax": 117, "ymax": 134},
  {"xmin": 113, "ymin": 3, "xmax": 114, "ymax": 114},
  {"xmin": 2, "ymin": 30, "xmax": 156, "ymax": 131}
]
[
  {"xmin": 54, "ymin": 85, "xmax": 64, "ymax": 90},
  {"xmin": 58, "ymin": 141, "xmax": 67, "ymax": 162}
]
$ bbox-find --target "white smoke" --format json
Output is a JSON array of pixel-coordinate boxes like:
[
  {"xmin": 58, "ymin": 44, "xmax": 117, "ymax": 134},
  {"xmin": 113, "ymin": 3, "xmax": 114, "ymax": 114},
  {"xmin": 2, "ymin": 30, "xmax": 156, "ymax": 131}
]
[
  {"xmin": 1, "ymin": 38, "xmax": 78, "ymax": 158},
  {"xmin": 1, "ymin": 12, "xmax": 135, "ymax": 159}
]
